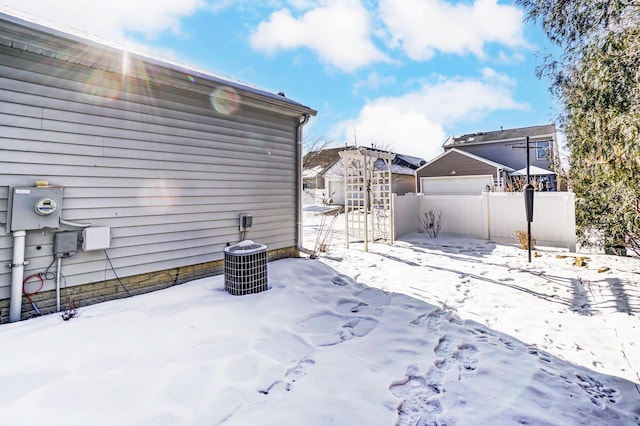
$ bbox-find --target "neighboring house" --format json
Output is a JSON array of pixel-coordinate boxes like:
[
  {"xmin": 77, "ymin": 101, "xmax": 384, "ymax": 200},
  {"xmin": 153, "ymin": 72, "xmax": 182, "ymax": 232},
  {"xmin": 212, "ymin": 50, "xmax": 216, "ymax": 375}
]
[
  {"xmin": 304, "ymin": 147, "xmax": 425, "ymax": 204},
  {"xmin": 302, "ymin": 147, "xmax": 352, "ymax": 191},
  {"xmin": 0, "ymin": 12, "xmax": 316, "ymax": 322},
  {"xmin": 416, "ymin": 124, "xmax": 558, "ymax": 195}
]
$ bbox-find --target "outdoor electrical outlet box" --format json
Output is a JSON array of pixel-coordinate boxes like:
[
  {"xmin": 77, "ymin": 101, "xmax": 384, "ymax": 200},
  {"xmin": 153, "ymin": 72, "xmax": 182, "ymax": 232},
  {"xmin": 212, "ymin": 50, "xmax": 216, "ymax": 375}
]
[
  {"xmin": 8, "ymin": 187, "xmax": 63, "ymax": 231},
  {"xmin": 239, "ymin": 214, "xmax": 253, "ymax": 231},
  {"xmin": 54, "ymin": 231, "xmax": 79, "ymax": 258},
  {"xmin": 82, "ymin": 226, "xmax": 111, "ymax": 251}
]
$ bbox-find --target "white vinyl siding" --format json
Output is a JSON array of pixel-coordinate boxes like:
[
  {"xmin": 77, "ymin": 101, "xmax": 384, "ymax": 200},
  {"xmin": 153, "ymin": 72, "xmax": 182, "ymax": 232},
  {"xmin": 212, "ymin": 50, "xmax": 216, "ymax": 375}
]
[{"xmin": 0, "ymin": 44, "xmax": 304, "ymax": 298}]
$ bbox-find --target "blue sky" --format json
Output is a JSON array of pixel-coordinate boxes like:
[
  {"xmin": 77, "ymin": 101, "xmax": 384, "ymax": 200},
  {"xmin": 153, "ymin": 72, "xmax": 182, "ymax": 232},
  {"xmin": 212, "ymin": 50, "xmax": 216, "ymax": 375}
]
[{"xmin": 1, "ymin": 0, "xmax": 559, "ymax": 161}]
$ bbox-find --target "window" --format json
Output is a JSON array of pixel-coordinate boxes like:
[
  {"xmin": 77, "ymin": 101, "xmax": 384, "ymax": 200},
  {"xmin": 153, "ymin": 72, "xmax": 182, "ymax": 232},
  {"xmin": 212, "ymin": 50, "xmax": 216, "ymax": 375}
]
[{"xmin": 536, "ymin": 141, "xmax": 550, "ymax": 160}]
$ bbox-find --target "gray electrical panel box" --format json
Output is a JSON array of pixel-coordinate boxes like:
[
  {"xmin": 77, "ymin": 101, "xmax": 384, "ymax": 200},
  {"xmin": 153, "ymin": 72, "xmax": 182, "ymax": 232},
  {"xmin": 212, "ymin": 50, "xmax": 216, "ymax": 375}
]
[
  {"xmin": 7, "ymin": 187, "xmax": 64, "ymax": 232},
  {"xmin": 54, "ymin": 231, "xmax": 79, "ymax": 258}
]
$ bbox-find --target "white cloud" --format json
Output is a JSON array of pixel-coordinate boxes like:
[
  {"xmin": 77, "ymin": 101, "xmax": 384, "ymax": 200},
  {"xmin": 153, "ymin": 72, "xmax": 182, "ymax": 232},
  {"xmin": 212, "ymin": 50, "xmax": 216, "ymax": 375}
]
[
  {"xmin": 1, "ymin": 0, "xmax": 206, "ymax": 41},
  {"xmin": 334, "ymin": 70, "xmax": 527, "ymax": 161},
  {"xmin": 336, "ymin": 106, "xmax": 447, "ymax": 161},
  {"xmin": 352, "ymin": 72, "xmax": 397, "ymax": 94},
  {"xmin": 250, "ymin": 0, "xmax": 388, "ymax": 72},
  {"xmin": 379, "ymin": 0, "xmax": 528, "ymax": 60}
]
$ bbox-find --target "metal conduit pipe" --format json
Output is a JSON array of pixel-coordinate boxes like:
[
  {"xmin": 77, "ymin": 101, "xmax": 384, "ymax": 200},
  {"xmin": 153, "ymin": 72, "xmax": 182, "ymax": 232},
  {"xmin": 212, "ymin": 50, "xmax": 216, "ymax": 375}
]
[
  {"xmin": 56, "ymin": 257, "xmax": 62, "ymax": 312},
  {"xmin": 296, "ymin": 113, "xmax": 312, "ymax": 255},
  {"xmin": 9, "ymin": 230, "xmax": 27, "ymax": 322}
]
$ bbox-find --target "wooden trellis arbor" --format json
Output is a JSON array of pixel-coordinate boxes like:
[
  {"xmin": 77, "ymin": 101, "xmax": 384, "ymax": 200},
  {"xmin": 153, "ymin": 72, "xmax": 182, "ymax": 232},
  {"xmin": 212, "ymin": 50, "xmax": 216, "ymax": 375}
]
[{"xmin": 338, "ymin": 148, "xmax": 395, "ymax": 251}]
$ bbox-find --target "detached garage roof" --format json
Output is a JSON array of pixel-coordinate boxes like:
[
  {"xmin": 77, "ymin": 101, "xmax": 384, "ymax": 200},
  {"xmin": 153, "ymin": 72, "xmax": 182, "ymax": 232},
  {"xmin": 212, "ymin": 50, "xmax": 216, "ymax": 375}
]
[
  {"xmin": 417, "ymin": 148, "xmax": 514, "ymax": 175},
  {"xmin": 0, "ymin": 10, "xmax": 317, "ymax": 118}
]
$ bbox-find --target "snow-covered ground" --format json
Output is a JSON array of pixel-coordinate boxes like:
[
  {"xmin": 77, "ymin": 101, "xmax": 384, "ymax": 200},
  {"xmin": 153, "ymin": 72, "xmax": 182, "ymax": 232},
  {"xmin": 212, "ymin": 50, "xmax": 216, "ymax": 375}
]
[{"xmin": 0, "ymin": 204, "xmax": 638, "ymax": 425}]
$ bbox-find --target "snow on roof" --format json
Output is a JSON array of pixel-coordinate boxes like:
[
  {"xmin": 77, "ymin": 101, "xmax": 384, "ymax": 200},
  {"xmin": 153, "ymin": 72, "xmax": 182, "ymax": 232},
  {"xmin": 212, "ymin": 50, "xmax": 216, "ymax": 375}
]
[
  {"xmin": 302, "ymin": 165, "xmax": 324, "ymax": 179},
  {"xmin": 443, "ymin": 124, "xmax": 556, "ymax": 147}
]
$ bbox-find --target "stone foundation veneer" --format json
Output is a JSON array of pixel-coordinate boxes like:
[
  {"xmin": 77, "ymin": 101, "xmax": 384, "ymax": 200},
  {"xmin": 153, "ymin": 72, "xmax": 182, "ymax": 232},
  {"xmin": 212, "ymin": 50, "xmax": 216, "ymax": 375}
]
[{"xmin": 0, "ymin": 246, "xmax": 298, "ymax": 323}]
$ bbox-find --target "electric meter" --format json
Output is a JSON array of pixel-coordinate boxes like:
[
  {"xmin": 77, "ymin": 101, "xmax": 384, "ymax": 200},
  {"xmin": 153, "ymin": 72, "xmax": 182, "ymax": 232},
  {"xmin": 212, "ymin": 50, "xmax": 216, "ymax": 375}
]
[
  {"xmin": 34, "ymin": 197, "xmax": 59, "ymax": 215},
  {"xmin": 8, "ymin": 187, "xmax": 63, "ymax": 231}
]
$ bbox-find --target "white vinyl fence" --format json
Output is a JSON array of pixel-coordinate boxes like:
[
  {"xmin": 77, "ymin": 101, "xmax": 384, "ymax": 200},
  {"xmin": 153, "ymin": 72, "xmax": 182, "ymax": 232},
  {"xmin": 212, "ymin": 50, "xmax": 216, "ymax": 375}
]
[{"xmin": 393, "ymin": 192, "xmax": 576, "ymax": 251}]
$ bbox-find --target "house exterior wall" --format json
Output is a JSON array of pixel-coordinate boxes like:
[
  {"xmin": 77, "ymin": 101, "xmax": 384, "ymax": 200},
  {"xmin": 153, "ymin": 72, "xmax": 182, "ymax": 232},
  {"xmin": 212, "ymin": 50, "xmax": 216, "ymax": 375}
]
[
  {"xmin": 416, "ymin": 150, "xmax": 498, "ymax": 180},
  {"xmin": 452, "ymin": 140, "xmax": 553, "ymax": 171},
  {"xmin": 319, "ymin": 159, "xmax": 415, "ymax": 205},
  {"xmin": 0, "ymin": 29, "xmax": 312, "ymax": 321}
]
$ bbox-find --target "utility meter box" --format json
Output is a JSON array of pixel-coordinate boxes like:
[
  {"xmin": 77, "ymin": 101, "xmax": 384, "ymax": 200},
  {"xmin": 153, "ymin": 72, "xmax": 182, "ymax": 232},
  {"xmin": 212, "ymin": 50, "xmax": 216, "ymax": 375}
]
[{"xmin": 8, "ymin": 187, "xmax": 63, "ymax": 232}]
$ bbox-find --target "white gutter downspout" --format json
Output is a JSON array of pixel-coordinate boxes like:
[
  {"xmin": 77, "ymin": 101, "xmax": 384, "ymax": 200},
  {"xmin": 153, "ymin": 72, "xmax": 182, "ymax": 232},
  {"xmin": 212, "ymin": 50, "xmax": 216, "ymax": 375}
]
[
  {"xmin": 296, "ymin": 113, "xmax": 312, "ymax": 255},
  {"xmin": 9, "ymin": 230, "xmax": 27, "ymax": 322}
]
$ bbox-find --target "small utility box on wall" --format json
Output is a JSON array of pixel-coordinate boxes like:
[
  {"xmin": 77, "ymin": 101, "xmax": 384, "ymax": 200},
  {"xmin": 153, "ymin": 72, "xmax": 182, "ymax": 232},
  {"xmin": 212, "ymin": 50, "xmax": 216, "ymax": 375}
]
[
  {"xmin": 8, "ymin": 187, "xmax": 63, "ymax": 232},
  {"xmin": 82, "ymin": 226, "xmax": 111, "ymax": 251},
  {"xmin": 54, "ymin": 231, "xmax": 80, "ymax": 258},
  {"xmin": 239, "ymin": 213, "xmax": 253, "ymax": 231}
]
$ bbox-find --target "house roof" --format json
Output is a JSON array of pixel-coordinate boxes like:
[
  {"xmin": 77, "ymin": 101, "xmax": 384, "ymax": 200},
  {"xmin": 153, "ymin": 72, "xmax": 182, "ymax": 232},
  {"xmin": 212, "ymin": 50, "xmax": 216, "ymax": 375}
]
[
  {"xmin": 303, "ymin": 147, "xmax": 355, "ymax": 170},
  {"xmin": 0, "ymin": 10, "xmax": 316, "ymax": 118},
  {"xmin": 305, "ymin": 147, "xmax": 427, "ymax": 177},
  {"xmin": 395, "ymin": 153, "xmax": 427, "ymax": 169},
  {"xmin": 416, "ymin": 148, "xmax": 514, "ymax": 174},
  {"xmin": 302, "ymin": 166, "xmax": 324, "ymax": 179},
  {"xmin": 373, "ymin": 160, "xmax": 416, "ymax": 176},
  {"xmin": 443, "ymin": 124, "xmax": 556, "ymax": 148}
]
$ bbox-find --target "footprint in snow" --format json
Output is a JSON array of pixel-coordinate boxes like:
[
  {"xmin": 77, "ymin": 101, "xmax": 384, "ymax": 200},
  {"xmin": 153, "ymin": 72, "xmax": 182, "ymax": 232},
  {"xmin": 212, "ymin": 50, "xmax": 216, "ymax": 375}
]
[
  {"xmin": 336, "ymin": 299, "xmax": 369, "ymax": 313},
  {"xmin": 331, "ymin": 274, "xmax": 351, "ymax": 286},
  {"xmin": 526, "ymin": 345, "xmax": 553, "ymax": 364},
  {"xmin": 296, "ymin": 313, "xmax": 378, "ymax": 347},
  {"xmin": 259, "ymin": 357, "xmax": 316, "ymax": 395},
  {"xmin": 468, "ymin": 326, "xmax": 516, "ymax": 351},
  {"xmin": 499, "ymin": 337, "xmax": 517, "ymax": 351},
  {"xmin": 426, "ymin": 308, "xmax": 458, "ymax": 331},
  {"xmin": 396, "ymin": 395, "xmax": 443, "ymax": 426},
  {"xmin": 354, "ymin": 287, "xmax": 391, "ymax": 307},
  {"xmin": 575, "ymin": 373, "xmax": 620, "ymax": 408},
  {"xmin": 284, "ymin": 357, "xmax": 316, "ymax": 383},
  {"xmin": 453, "ymin": 343, "xmax": 479, "ymax": 378},
  {"xmin": 258, "ymin": 380, "xmax": 290, "ymax": 395},
  {"xmin": 389, "ymin": 375, "xmax": 428, "ymax": 399},
  {"xmin": 409, "ymin": 313, "xmax": 427, "ymax": 326},
  {"xmin": 453, "ymin": 343, "xmax": 478, "ymax": 370},
  {"xmin": 390, "ymin": 366, "xmax": 443, "ymax": 426},
  {"xmin": 434, "ymin": 334, "xmax": 454, "ymax": 358}
]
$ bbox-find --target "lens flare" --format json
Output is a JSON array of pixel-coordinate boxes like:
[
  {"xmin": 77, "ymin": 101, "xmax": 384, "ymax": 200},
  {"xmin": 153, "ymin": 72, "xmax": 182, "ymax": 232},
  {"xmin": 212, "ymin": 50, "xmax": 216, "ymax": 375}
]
[
  {"xmin": 83, "ymin": 70, "xmax": 121, "ymax": 102},
  {"xmin": 187, "ymin": 75, "xmax": 196, "ymax": 83},
  {"xmin": 210, "ymin": 86, "xmax": 241, "ymax": 115}
]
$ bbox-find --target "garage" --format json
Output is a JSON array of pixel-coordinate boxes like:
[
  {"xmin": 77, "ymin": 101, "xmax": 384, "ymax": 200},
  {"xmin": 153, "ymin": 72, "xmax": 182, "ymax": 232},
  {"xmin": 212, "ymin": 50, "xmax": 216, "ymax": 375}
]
[{"xmin": 420, "ymin": 175, "xmax": 494, "ymax": 195}]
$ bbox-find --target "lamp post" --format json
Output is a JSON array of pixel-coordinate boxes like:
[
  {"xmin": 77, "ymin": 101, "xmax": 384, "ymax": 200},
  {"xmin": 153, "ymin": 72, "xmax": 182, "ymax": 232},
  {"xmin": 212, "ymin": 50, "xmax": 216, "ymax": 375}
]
[
  {"xmin": 523, "ymin": 136, "xmax": 534, "ymax": 262},
  {"xmin": 515, "ymin": 136, "xmax": 535, "ymax": 263}
]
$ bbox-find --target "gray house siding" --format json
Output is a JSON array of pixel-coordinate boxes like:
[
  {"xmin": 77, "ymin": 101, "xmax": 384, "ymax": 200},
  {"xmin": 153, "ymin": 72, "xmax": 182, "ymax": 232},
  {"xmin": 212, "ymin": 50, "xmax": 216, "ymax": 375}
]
[
  {"xmin": 0, "ymin": 15, "xmax": 315, "ymax": 320},
  {"xmin": 450, "ymin": 139, "xmax": 553, "ymax": 171},
  {"xmin": 417, "ymin": 151, "xmax": 497, "ymax": 179}
]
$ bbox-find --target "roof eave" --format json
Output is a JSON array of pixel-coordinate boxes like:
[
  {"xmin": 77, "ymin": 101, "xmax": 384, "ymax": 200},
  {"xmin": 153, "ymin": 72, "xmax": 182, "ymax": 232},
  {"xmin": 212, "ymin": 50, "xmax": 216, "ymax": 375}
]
[{"xmin": 0, "ymin": 11, "xmax": 317, "ymax": 118}]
